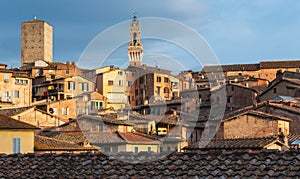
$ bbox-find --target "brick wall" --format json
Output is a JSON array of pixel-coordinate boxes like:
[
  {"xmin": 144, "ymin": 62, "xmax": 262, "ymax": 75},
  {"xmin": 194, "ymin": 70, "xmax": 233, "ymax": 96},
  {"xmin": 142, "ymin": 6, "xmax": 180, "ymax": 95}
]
[{"xmin": 223, "ymin": 114, "xmax": 280, "ymax": 139}]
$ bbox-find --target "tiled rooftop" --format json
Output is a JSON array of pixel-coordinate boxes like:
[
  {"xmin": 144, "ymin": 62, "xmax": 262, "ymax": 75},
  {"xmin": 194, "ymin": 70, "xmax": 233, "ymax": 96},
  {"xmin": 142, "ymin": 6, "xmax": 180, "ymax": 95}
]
[
  {"xmin": 34, "ymin": 135, "xmax": 96, "ymax": 151},
  {"xmin": 260, "ymin": 60, "xmax": 300, "ymax": 69},
  {"xmin": 0, "ymin": 114, "xmax": 39, "ymax": 130},
  {"xmin": 202, "ymin": 64, "xmax": 260, "ymax": 72},
  {"xmin": 1, "ymin": 150, "xmax": 300, "ymax": 178},
  {"xmin": 0, "ymin": 106, "xmax": 33, "ymax": 116},
  {"xmin": 45, "ymin": 131, "xmax": 126, "ymax": 145},
  {"xmin": 118, "ymin": 132, "xmax": 161, "ymax": 144},
  {"xmin": 184, "ymin": 137, "xmax": 284, "ymax": 150}
]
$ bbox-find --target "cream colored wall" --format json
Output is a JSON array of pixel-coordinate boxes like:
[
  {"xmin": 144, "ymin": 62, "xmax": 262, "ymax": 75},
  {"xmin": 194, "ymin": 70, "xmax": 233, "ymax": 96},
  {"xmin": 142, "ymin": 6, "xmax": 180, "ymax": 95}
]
[
  {"xmin": 125, "ymin": 144, "xmax": 159, "ymax": 153},
  {"xmin": 64, "ymin": 76, "xmax": 95, "ymax": 98},
  {"xmin": 0, "ymin": 130, "xmax": 34, "ymax": 154},
  {"xmin": 278, "ymin": 120, "xmax": 290, "ymax": 135},
  {"xmin": 102, "ymin": 69, "xmax": 127, "ymax": 109},
  {"xmin": 266, "ymin": 143, "xmax": 283, "ymax": 150}
]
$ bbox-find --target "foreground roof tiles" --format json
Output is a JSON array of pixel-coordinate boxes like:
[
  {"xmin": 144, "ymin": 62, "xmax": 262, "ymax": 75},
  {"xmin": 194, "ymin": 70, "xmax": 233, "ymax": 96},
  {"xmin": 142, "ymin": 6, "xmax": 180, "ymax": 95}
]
[{"xmin": 1, "ymin": 150, "xmax": 300, "ymax": 178}]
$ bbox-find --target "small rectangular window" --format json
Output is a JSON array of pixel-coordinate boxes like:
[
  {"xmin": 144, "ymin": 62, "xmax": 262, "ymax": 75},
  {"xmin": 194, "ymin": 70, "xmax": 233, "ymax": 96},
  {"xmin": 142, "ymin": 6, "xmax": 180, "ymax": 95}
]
[
  {"xmin": 134, "ymin": 147, "xmax": 138, "ymax": 153},
  {"xmin": 13, "ymin": 138, "xmax": 21, "ymax": 154},
  {"xmin": 66, "ymin": 70, "xmax": 69, "ymax": 74},
  {"xmin": 82, "ymin": 83, "xmax": 89, "ymax": 91},
  {"xmin": 118, "ymin": 80, "xmax": 123, "ymax": 86},
  {"xmin": 157, "ymin": 76, "xmax": 161, "ymax": 82},
  {"xmin": 108, "ymin": 80, "xmax": 113, "ymax": 86},
  {"xmin": 4, "ymin": 74, "xmax": 9, "ymax": 83},
  {"xmin": 164, "ymin": 77, "xmax": 169, "ymax": 83},
  {"xmin": 68, "ymin": 82, "xmax": 75, "ymax": 90},
  {"xmin": 147, "ymin": 147, "xmax": 151, "ymax": 152},
  {"xmin": 273, "ymin": 88, "xmax": 277, "ymax": 94},
  {"xmin": 14, "ymin": 91, "xmax": 20, "ymax": 98}
]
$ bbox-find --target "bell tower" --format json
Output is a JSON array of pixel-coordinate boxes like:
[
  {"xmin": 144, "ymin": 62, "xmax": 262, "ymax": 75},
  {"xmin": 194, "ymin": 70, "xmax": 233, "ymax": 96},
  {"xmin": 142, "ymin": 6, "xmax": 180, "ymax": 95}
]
[{"xmin": 128, "ymin": 14, "xmax": 143, "ymax": 66}]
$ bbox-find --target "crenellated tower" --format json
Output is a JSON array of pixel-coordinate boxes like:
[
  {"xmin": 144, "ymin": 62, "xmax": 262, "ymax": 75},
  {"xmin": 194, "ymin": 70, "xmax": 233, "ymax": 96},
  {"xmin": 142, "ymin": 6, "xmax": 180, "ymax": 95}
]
[{"xmin": 128, "ymin": 15, "xmax": 143, "ymax": 66}]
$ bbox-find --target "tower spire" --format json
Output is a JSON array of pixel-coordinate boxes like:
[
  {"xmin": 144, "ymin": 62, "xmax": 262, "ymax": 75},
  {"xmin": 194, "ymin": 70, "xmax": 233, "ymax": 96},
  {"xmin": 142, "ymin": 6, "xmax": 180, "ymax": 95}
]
[{"xmin": 128, "ymin": 13, "xmax": 143, "ymax": 67}]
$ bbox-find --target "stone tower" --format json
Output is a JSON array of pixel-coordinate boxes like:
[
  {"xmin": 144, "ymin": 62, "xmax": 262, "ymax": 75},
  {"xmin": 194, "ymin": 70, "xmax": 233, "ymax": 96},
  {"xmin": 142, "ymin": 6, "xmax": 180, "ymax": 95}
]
[
  {"xmin": 128, "ymin": 15, "xmax": 143, "ymax": 66},
  {"xmin": 21, "ymin": 19, "xmax": 53, "ymax": 67}
]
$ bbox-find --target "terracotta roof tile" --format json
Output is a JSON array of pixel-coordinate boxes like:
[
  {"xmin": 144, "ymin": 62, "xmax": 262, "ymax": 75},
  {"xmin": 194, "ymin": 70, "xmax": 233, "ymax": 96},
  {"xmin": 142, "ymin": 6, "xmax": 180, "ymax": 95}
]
[
  {"xmin": 45, "ymin": 131, "xmax": 126, "ymax": 145},
  {"xmin": 260, "ymin": 60, "xmax": 300, "ymax": 69},
  {"xmin": 0, "ymin": 106, "xmax": 33, "ymax": 116},
  {"xmin": 202, "ymin": 64, "xmax": 260, "ymax": 72},
  {"xmin": 185, "ymin": 137, "xmax": 283, "ymax": 150},
  {"xmin": 118, "ymin": 132, "xmax": 161, "ymax": 144},
  {"xmin": 2, "ymin": 150, "xmax": 300, "ymax": 177},
  {"xmin": 0, "ymin": 114, "xmax": 39, "ymax": 130},
  {"xmin": 34, "ymin": 135, "xmax": 96, "ymax": 151}
]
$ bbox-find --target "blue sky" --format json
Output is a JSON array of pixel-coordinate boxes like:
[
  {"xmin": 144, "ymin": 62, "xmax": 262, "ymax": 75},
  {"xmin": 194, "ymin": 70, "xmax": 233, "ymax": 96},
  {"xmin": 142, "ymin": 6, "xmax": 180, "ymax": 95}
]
[{"xmin": 1, "ymin": 0, "xmax": 300, "ymax": 73}]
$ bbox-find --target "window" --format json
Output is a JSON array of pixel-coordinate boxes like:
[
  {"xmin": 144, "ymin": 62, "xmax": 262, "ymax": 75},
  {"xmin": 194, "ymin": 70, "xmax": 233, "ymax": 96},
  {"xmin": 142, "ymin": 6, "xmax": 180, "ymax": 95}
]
[
  {"xmin": 164, "ymin": 87, "xmax": 169, "ymax": 94},
  {"xmin": 51, "ymin": 75, "xmax": 55, "ymax": 79},
  {"xmin": 53, "ymin": 107, "xmax": 57, "ymax": 115},
  {"xmin": 62, "ymin": 107, "xmax": 69, "ymax": 115},
  {"xmin": 66, "ymin": 70, "xmax": 69, "ymax": 74},
  {"xmin": 118, "ymin": 80, "xmax": 123, "ymax": 86},
  {"xmin": 148, "ymin": 147, "xmax": 151, "ymax": 152},
  {"xmin": 14, "ymin": 91, "xmax": 20, "ymax": 98},
  {"xmin": 108, "ymin": 80, "xmax": 113, "ymax": 86},
  {"xmin": 134, "ymin": 147, "xmax": 138, "ymax": 153},
  {"xmin": 156, "ymin": 87, "xmax": 161, "ymax": 95},
  {"xmin": 82, "ymin": 83, "xmax": 89, "ymax": 91},
  {"xmin": 231, "ymin": 86, "xmax": 234, "ymax": 91},
  {"xmin": 157, "ymin": 76, "xmax": 161, "ymax": 82},
  {"xmin": 273, "ymin": 88, "xmax": 277, "ymax": 94},
  {"xmin": 66, "ymin": 107, "xmax": 69, "ymax": 115},
  {"xmin": 15, "ymin": 79, "xmax": 19, "ymax": 84},
  {"xmin": 117, "ymin": 71, "xmax": 123, "ymax": 75},
  {"xmin": 4, "ymin": 74, "xmax": 9, "ymax": 83},
  {"xmin": 127, "ymin": 81, "xmax": 132, "ymax": 87},
  {"xmin": 135, "ymin": 89, "xmax": 138, "ymax": 95},
  {"xmin": 164, "ymin": 77, "xmax": 169, "ymax": 83},
  {"xmin": 68, "ymin": 82, "xmax": 75, "ymax": 90},
  {"xmin": 13, "ymin": 138, "xmax": 21, "ymax": 154},
  {"xmin": 227, "ymin": 97, "xmax": 231, "ymax": 103}
]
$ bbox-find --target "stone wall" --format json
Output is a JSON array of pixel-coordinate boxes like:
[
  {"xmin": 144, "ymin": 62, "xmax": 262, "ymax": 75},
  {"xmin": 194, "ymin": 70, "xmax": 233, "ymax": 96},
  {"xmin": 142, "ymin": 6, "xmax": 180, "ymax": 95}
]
[{"xmin": 1, "ymin": 150, "xmax": 300, "ymax": 178}]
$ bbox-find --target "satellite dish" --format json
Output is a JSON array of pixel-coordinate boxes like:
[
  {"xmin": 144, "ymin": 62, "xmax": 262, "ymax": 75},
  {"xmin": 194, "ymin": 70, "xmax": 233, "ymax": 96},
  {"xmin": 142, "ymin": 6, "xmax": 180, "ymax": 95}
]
[
  {"xmin": 49, "ymin": 108, "xmax": 54, "ymax": 114},
  {"xmin": 34, "ymin": 16, "xmax": 37, "ymax": 20}
]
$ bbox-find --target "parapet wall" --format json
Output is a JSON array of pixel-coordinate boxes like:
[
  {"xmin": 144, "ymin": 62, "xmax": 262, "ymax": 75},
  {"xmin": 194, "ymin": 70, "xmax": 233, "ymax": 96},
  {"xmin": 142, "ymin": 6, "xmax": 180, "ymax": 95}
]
[{"xmin": 1, "ymin": 150, "xmax": 300, "ymax": 178}]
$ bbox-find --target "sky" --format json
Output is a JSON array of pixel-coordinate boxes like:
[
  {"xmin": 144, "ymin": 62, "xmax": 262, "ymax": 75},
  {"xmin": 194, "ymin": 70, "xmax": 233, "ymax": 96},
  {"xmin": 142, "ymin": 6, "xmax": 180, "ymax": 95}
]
[{"xmin": 1, "ymin": 0, "xmax": 300, "ymax": 73}]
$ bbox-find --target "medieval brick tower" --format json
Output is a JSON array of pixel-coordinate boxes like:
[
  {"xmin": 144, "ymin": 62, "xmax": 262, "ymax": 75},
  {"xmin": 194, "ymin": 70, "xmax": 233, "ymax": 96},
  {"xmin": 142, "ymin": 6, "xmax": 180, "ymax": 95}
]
[
  {"xmin": 128, "ymin": 15, "xmax": 143, "ymax": 66},
  {"xmin": 21, "ymin": 18, "xmax": 53, "ymax": 67}
]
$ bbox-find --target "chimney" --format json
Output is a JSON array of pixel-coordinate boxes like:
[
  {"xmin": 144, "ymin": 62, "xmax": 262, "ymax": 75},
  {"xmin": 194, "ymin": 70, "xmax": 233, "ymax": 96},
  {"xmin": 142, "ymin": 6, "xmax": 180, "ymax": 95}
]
[
  {"xmin": 66, "ymin": 61, "xmax": 70, "ymax": 66},
  {"xmin": 276, "ymin": 70, "xmax": 283, "ymax": 80},
  {"xmin": 278, "ymin": 132, "xmax": 289, "ymax": 146},
  {"xmin": 71, "ymin": 61, "xmax": 75, "ymax": 66}
]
